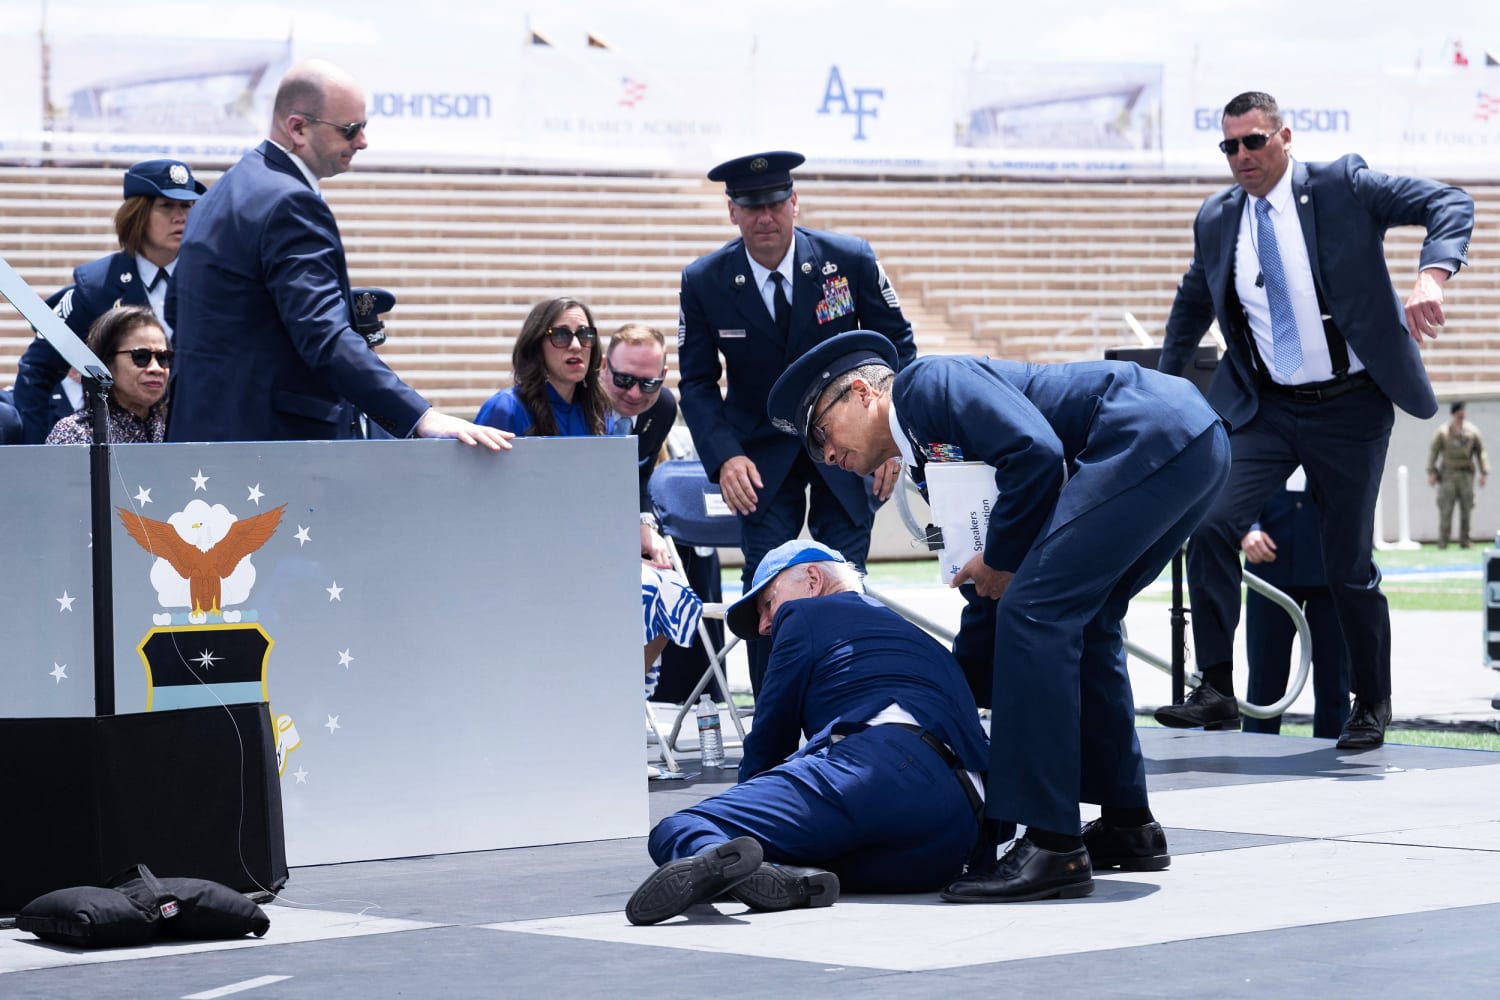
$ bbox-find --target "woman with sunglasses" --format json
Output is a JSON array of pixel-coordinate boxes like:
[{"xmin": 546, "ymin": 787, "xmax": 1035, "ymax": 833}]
[
  {"xmin": 477, "ymin": 299, "xmax": 702, "ymax": 716},
  {"xmin": 45, "ymin": 306, "xmax": 171, "ymax": 444},
  {"xmin": 475, "ymin": 297, "xmax": 616, "ymax": 436},
  {"xmin": 14, "ymin": 158, "xmax": 204, "ymax": 443}
]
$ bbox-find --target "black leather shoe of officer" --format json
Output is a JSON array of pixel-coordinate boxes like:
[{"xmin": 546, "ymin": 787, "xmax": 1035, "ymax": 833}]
[
  {"xmin": 940, "ymin": 836, "xmax": 1093, "ymax": 903},
  {"xmin": 1153, "ymin": 684, "xmax": 1240, "ymax": 730},
  {"xmin": 1335, "ymin": 697, "xmax": 1392, "ymax": 751},
  {"xmin": 1082, "ymin": 818, "xmax": 1171, "ymax": 871},
  {"xmin": 730, "ymin": 863, "xmax": 839, "ymax": 912},
  {"xmin": 626, "ymin": 836, "xmax": 763, "ymax": 925}
]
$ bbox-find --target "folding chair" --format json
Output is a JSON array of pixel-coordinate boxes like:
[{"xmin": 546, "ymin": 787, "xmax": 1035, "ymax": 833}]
[{"xmin": 647, "ymin": 459, "xmax": 749, "ymax": 753}]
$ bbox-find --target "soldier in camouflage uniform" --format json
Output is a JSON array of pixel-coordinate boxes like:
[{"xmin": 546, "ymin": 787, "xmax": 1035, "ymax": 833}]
[{"xmin": 1427, "ymin": 401, "xmax": 1489, "ymax": 548}]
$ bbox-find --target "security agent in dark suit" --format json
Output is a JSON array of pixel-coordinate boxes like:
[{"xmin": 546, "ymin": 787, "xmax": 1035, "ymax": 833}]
[
  {"xmin": 1241, "ymin": 480, "xmax": 1351, "ymax": 739},
  {"xmin": 627, "ymin": 539, "xmax": 987, "ymax": 926},
  {"xmin": 767, "ymin": 331, "xmax": 1230, "ymax": 903},
  {"xmin": 166, "ymin": 59, "xmax": 509, "ymax": 451},
  {"xmin": 1154, "ymin": 90, "xmax": 1473, "ymax": 751},
  {"xmin": 677, "ymin": 150, "xmax": 916, "ymax": 694},
  {"xmin": 13, "ymin": 158, "xmax": 204, "ymax": 443}
]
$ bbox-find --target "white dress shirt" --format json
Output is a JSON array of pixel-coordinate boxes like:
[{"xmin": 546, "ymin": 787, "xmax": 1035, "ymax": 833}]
[
  {"xmin": 1232, "ymin": 164, "xmax": 1364, "ymax": 385},
  {"xmin": 744, "ymin": 245, "xmax": 795, "ymax": 321}
]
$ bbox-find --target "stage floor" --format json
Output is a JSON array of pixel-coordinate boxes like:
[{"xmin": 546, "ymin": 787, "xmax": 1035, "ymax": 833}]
[{"xmin": 4, "ymin": 725, "xmax": 1499, "ymax": 997}]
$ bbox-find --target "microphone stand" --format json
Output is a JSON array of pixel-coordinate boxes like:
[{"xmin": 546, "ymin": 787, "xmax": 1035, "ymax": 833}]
[{"xmin": 0, "ymin": 257, "xmax": 117, "ymax": 714}]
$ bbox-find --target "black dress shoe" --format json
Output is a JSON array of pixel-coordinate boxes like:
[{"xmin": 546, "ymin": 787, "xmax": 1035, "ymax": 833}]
[
  {"xmin": 941, "ymin": 836, "xmax": 1092, "ymax": 903},
  {"xmin": 1082, "ymin": 818, "xmax": 1171, "ymax": 871},
  {"xmin": 1153, "ymin": 684, "xmax": 1240, "ymax": 730},
  {"xmin": 626, "ymin": 836, "xmax": 763, "ymax": 925},
  {"xmin": 730, "ymin": 863, "xmax": 839, "ymax": 912},
  {"xmin": 1335, "ymin": 697, "xmax": 1392, "ymax": 751}
]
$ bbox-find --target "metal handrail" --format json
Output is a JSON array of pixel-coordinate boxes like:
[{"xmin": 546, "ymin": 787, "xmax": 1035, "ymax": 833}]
[{"xmin": 879, "ymin": 477, "xmax": 1313, "ymax": 719}]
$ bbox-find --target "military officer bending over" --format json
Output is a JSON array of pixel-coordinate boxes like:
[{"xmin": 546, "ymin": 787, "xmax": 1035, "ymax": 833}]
[{"xmin": 766, "ymin": 332, "xmax": 1231, "ymax": 902}]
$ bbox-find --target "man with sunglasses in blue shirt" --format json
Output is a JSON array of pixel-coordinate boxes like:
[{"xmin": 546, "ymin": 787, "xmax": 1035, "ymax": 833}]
[
  {"xmin": 168, "ymin": 59, "xmax": 509, "ymax": 450},
  {"xmin": 1156, "ymin": 90, "xmax": 1473, "ymax": 751}
]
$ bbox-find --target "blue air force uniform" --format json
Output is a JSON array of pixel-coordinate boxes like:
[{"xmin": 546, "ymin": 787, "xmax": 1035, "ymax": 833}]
[
  {"xmin": 677, "ymin": 150, "xmax": 915, "ymax": 691},
  {"xmin": 890, "ymin": 355, "xmax": 1230, "ymax": 835},
  {"xmin": 648, "ymin": 589, "xmax": 987, "ymax": 892},
  {"xmin": 13, "ymin": 252, "xmax": 149, "ymax": 443}
]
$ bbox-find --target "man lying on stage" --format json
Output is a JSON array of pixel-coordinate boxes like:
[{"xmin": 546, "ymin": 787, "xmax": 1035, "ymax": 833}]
[{"xmin": 626, "ymin": 539, "xmax": 988, "ymax": 926}]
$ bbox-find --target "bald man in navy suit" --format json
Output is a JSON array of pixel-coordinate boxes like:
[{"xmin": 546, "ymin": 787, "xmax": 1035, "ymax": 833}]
[
  {"xmin": 1155, "ymin": 90, "xmax": 1473, "ymax": 751},
  {"xmin": 677, "ymin": 150, "xmax": 915, "ymax": 694},
  {"xmin": 167, "ymin": 60, "xmax": 509, "ymax": 450}
]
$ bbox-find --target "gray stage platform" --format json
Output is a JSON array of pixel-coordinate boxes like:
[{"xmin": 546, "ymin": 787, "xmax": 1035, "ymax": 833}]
[{"xmin": 4, "ymin": 725, "xmax": 1499, "ymax": 998}]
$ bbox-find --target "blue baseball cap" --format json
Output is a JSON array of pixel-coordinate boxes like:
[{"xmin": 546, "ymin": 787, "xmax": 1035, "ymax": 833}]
[
  {"xmin": 726, "ymin": 539, "xmax": 848, "ymax": 639},
  {"xmin": 123, "ymin": 159, "xmax": 206, "ymax": 201},
  {"xmin": 707, "ymin": 150, "xmax": 804, "ymax": 207},
  {"xmin": 767, "ymin": 330, "xmax": 899, "ymax": 460}
]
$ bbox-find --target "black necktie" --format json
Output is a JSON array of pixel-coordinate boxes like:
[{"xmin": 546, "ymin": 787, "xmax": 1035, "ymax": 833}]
[
  {"xmin": 148, "ymin": 269, "xmax": 169, "ymax": 293},
  {"xmin": 770, "ymin": 272, "xmax": 791, "ymax": 340}
]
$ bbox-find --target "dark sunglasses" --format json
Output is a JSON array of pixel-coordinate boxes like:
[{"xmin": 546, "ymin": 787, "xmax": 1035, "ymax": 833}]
[
  {"xmin": 544, "ymin": 325, "xmax": 598, "ymax": 348},
  {"xmin": 293, "ymin": 111, "xmax": 367, "ymax": 141},
  {"xmin": 809, "ymin": 385, "xmax": 854, "ymax": 451},
  {"xmin": 117, "ymin": 348, "xmax": 173, "ymax": 368},
  {"xmin": 1218, "ymin": 132, "xmax": 1277, "ymax": 156},
  {"xmin": 609, "ymin": 370, "xmax": 665, "ymax": 393}
]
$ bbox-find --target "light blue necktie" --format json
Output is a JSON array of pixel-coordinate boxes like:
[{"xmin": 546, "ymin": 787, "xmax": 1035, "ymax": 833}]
[{"xmin": 1254, "ymin": 198, "xmax": 1303, "ymax": 379}]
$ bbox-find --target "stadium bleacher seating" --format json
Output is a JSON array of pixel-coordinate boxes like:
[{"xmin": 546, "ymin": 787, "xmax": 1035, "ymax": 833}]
[{"xmin": 3, "ymin": 165, "xmax": 1497, "ymax": 415}]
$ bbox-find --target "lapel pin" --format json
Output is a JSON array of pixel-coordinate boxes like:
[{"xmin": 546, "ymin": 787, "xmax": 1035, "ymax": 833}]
[
  {"xmin": 801, "ymin": 261, "xmax": 812, "ymax": 274},
  {"xmin": 734, "ymin": 274, "xmax": 746, "ymax": 286},
  {"xmin": 120, "ymin": 271, "xmax": 132, "ymax": 283},
  {"xmin": 822, "ymin": 261, "xmax": 838, "ymax": 275},
  {"xmin": 1299, "ymin": 194, "xmax": 1309, "ymax": 204}
]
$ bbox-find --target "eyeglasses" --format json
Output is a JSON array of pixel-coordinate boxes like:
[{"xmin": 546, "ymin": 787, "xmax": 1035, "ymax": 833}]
[
  {"xmin": 544, "ymin": 325, "xmax": 598, "ymax": 348},
  {"xmin": 1218, "ymin": 132, "xmax": 1277, "ymax": 156},
  {"xmin": 610, "ymin": 370, "xmax": 665, "ymax": 394},
  {"xmin": 293, "ymin": 111, "xmax": 367, "ymax": 142},
  {"xmin": 808, "ymin": 385, "xmax": 854, "ymax": 450},
  {"xmin": 116, "ymin": 348, "xmax": 173, "ymax": 368}
]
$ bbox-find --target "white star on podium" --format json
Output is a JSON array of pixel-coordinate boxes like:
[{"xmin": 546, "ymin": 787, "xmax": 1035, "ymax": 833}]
[
  {"xmin": 50, "ymin": 663, "xmax": 67, "ymax": 683},
  {"xmin": 56, "ymin": 591, "xmax": 75, "ymax": 612},
  {"xmin": 191, "ymin": 469, "xmax": 210, "ymax": 491}
]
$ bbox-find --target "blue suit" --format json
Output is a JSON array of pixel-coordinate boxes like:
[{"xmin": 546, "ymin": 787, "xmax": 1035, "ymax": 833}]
[
  {"xmin": 167, "ymin": 142, "xmax": 428, "ymax": 442},
  {"xmin": 648, "ymin": 591, "xmax": 986, "ymax": 893},
  {"xmin": 13, "ymin": 253, "xmax": 148, "ymax": 443},
  {"xmin": 1243, "ymin": 489, "xmax": 1350, "ymax": 738},
  {"xmin": 677, "ymin": 226, "xmax": 915, "ymax": 691},
  {"xmin": 1159, "ymin": 155, "xmax": 1473, "ymax": 704},
  {"xmin": 892, "ymin": 356, "xmax": 1229, "ymax": 835}
]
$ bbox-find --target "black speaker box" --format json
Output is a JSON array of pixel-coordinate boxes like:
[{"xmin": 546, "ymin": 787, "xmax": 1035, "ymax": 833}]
[
  {"xmin": 1105, "ymin": 345, "xmax": 1219, "ymax": 399},
  {"xmin": 0, "ymin": 703, "xmax": 287, "ymax": 915}
]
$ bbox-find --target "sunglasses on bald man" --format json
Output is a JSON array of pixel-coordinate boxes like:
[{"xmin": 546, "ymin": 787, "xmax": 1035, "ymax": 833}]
[{"xmin": 293, "ymin": 111, "xmax": 367, "ymax": 142}]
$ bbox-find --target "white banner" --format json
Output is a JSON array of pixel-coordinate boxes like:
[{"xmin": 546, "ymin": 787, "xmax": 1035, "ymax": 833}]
[{"xmin": 0, "ymin": 2, "xmax": 1495, "ymax": 178}]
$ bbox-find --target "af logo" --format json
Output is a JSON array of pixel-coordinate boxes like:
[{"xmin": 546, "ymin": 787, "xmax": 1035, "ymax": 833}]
[
  {"xmin": 118, "ymin": 496, "xmax": 302, "ymax": 776},
  {"xmin": 817, "ymin": 65, "xmax": 884, "ymax": 141}
]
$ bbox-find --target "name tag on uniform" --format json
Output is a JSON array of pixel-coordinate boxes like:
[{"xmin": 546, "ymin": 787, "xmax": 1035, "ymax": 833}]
[{"xmin": 719, "ymin": 328, "xmax": 747, "ymax": 338}]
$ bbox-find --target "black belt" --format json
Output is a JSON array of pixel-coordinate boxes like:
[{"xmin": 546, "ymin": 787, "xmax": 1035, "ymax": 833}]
[
  {"xmin": 1261, "ymin": 369, "xmax": 1375, "ymax": 403},
  {"xmin": 833, "ymin": 721, "xmax": 984, "ymax": 816}
]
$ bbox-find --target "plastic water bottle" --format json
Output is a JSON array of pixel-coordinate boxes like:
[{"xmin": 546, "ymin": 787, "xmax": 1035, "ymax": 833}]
[{"xmin": 696, "ymin": 694, "xmax": 726, "ymax": 767}]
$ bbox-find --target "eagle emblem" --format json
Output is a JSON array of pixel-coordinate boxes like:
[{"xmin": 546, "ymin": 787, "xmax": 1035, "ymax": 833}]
[{"xmin": 116, "ymin": 503, "xmax": 286, "ymax": 623}]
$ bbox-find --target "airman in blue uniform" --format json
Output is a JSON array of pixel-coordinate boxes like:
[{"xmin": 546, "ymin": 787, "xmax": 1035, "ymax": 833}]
[
  {"xmin": 676, "ymin": 150, "xmax": 916, "ymax": 693},
  {"xmin": 12, "ymin": 158, "xmax": 205, "ymax": 442},
  {"xmin": 767, "ymin": 331, "xmax": 1231, "ymax": 902}
]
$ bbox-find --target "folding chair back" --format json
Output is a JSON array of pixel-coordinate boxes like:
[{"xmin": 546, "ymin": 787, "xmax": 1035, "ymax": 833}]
[{"xmin": 647, "ymin": 460, "xmax": 747, "ymax": 753}]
